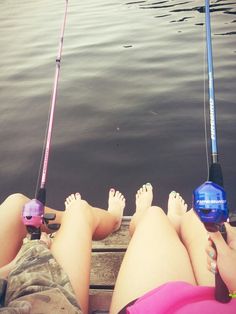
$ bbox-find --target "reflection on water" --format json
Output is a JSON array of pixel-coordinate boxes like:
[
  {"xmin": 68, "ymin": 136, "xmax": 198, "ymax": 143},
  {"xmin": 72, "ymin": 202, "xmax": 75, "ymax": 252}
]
[{"xmin": 0, "ymin": 0, "xmax": 235, "ymax": 214}]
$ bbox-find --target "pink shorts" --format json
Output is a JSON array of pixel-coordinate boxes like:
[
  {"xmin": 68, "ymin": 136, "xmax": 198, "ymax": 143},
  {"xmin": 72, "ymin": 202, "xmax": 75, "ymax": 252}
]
[{"xmin": 125, "ymin": 281, "xmax": 236, "ymax": 314}]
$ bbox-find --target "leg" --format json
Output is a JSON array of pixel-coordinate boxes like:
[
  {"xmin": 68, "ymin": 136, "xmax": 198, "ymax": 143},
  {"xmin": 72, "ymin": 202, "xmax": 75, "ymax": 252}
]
[
  {"xmin": 110, "ymin": 184, "xmax": 196, "ymax": 314},
  {"xmin": 50, "ymin": 189, "xmax": 125, "ymax": 314},
  {"xmin": 0, "ymin": 193, "xmax": 64, "ymax": 266},
  {"xmin": 180, "ymin": 209, "xmax": 214, "ymax": 286},
  {"xmin": 0, "ymin": 194, "xmax": 28, "ymax": 266}
]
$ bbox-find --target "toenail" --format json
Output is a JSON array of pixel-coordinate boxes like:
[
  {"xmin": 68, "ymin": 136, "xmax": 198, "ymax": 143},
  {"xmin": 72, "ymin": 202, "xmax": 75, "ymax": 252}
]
[{"xmin": 209, "ymin": 251, "xmax": 215, "ymax": 259}]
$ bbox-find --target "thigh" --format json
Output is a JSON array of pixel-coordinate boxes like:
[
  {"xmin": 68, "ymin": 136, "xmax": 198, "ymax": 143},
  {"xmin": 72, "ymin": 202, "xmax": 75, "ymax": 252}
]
[
  {"xmin": 0, "ymin": 194, "xmax": 29, "ymax": 266},
  {"xmin": 180, "ymin": 209, "xmax": 214, "ymax": 286},
  {"xmin": 50, "ymin": 200, "xmax": 95, "ymax": 314},
  {"xmin": 110, "ymin": 206, "xmax": 196, "ymax": 314}
]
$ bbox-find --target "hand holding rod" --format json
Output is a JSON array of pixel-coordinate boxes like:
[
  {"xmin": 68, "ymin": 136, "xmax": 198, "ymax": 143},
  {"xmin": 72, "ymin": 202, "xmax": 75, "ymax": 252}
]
[{"xmin": 193, "ymin": 180, "xmax": 230, "ymax": 303}]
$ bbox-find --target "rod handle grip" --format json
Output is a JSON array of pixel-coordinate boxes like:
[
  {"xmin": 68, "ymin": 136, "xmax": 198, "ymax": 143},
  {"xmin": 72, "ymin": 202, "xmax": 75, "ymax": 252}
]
[
  {"xmin": 209, "ymin": 163, "xmax": 223, "ymax": 187},
  {"xmin": 0, "ymin": 279, "xmax": 7, "ymax": 307},
  {"xmin": 214, "ymin": 224, "xmax": 231, "ymax": 303}
]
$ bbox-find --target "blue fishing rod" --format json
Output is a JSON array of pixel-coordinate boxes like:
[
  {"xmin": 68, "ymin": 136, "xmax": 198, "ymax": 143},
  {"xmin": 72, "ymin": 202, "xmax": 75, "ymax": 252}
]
[
  {"xmin": 193, "ymin": 0, "xmax": 231, "ymax": 303},
  {"xmin": 22, "ymin": 0, "xmax": 69, "ymax": 240}
]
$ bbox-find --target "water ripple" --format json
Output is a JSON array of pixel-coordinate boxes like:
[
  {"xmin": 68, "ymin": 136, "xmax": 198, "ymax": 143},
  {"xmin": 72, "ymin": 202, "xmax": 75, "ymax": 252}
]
[{"xmin": 0, "ymin": 0, "xmax": 235, "ymax": 211}]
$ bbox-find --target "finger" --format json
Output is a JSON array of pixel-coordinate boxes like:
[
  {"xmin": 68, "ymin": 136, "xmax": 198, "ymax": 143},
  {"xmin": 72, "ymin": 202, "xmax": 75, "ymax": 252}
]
[
  {"xmin": 207, "ymin": 259, "xmax": 218, "ymax": 274},
  {"xmin": 209, "ymin": 231, "xmax": 230, "ymax": 256},
  {"xmin": 206, "ymin": 245, "xmax": 216, "ymax": 260},
  {"xmin": 207, "ymin": 255, "xmax": 212, "ymax": 266},
  {"xmin": 225, "ymin": 223, "xmax": 236, "ymax": 250},
  {"xmin": 209, "ymin": 260, "xmax": 218, "ymax": 274}
]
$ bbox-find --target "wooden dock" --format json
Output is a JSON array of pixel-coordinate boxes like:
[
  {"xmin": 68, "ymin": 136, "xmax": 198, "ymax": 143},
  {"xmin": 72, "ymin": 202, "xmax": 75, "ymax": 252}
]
[{"xmin": 89, "ymin": 217, "xmax": 131, "ymax": 314}]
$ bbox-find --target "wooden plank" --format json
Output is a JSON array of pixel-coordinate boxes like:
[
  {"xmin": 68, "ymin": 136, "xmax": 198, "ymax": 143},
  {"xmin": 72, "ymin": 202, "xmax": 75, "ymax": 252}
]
[
  {"xmin": 89, "ymin": 289, "xmax": 112, "ymax": 313},
  {"xmin": 89, "ymin": 217, "xmax": 132, "ymax": 313},
  {"xmin": 92, "ymin": 216, "xmax": 131, "ymax": 250},
  {"xmin": 90, "ymin": 252, "xmax": 125, "ymax": 286}
]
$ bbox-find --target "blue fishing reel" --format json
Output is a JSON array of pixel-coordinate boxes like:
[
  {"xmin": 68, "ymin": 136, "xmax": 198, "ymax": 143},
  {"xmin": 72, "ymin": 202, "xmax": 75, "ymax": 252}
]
[{"xmin": 193, "ymin": 181, "xmax": 228, "ymax": 232}]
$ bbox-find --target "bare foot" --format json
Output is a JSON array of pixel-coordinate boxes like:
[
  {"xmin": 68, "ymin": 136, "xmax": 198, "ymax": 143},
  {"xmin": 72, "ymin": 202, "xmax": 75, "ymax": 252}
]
[
  {"xmin": 108, "ymin": 189, "xmax": 125, "ymax": 231},
  {"xmin": 65, "ymin": 192, "xmax": 81, "ymax": 209},
  {"xmin": 167, "ymin": 191, "xmax": 187, "ymax": 234},
  {"xmin": 130, "ymin": 183, "xmax": 153, "ymax": 235},
  {"xmin": 136, "ymin": 183, "xmax": 153, "ymax": 212}
]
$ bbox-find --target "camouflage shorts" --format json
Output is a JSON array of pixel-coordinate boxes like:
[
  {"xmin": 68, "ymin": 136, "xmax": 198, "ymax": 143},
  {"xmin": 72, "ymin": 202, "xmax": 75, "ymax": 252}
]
[{"xmin": 0, "ymin": 239, "xmax": 82, "ymax": 314}]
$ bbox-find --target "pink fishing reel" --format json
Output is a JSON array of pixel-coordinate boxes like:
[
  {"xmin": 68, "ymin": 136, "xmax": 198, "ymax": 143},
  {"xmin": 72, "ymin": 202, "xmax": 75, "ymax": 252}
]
[
  {"xmin": 22, "ymin": 197, "xmax": 60, "ymax": 240},
  {"xmin": 22, "ymin": 199, "xmax": 44, "ymax": 228}
]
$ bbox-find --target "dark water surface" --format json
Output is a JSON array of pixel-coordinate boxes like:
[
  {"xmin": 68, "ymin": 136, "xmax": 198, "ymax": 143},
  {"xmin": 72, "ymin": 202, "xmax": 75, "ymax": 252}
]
[{"xmin": 0, "ymin": 0, "xmax": 235, "ymax": 214}]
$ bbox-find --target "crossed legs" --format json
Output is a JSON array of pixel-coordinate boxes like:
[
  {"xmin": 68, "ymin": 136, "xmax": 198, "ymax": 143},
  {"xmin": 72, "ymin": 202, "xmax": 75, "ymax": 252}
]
[{"xmin": 110, "ymin": 184, "xmax": 214, "ymax": 314}]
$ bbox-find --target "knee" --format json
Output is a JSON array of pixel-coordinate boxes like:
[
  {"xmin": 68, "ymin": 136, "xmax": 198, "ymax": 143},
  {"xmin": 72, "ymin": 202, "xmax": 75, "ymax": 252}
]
[
  {"xmin": 71, "ymin": 199, "xmax": 91, "ymax": 213},
  {"xmin": 130, "ymin": 206, "xmax": 167, "ymax": 236},
  {"xmin": 63, "ymin": 199, "xmax": 93, "ymax": 222},
  {"xmin": 1, "ymin": 193, "xmax": 29, "ymax": 213},
  {"xmin": 3, "ymin": 193, "xmax": 29, "ymax": 207},
  {"xmin": 143, "ymin": 206, "xmax": 165, "ymax": 221},
  {"xmin": 0, "ymin": 194, "xmax": 30, "ymax": 225}
]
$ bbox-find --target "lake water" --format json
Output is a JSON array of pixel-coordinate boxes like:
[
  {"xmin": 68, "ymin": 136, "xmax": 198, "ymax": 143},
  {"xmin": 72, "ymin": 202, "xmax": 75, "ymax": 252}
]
[{"xmin": 0, "ymin": 0, "xmax": 235, "ymax": 215}]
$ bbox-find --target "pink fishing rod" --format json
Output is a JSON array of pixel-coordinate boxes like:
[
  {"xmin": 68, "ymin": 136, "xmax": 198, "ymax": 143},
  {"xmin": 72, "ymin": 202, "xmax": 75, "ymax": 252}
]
[{"xmin": 22, "ymin": 0, "xmax": 69, "ymax": 239}]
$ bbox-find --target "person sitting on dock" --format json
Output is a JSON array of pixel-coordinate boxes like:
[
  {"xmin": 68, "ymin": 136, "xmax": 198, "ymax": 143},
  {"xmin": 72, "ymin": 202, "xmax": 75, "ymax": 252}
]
[
  {"xmin": 110, "ymin": 183, "xmax": 236, "ymax": 313},
  {"xmin": 0, "ymin": 189, "xmax": 125, "ymax": 313}
]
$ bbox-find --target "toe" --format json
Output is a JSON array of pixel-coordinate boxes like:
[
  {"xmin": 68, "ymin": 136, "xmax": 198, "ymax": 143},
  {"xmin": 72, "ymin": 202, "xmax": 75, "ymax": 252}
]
[
  {"xmin": 109, "ymin": 188, "xmax": 115, "ymax": 197},
  {"xmin": 75, "ymin": 192, "xmax": 81, "ymax": 200},
  {"xmin": 146, "ymin": 183, "xmax": 153, "ymax": 191},
  {"xmin": 169, "ymin": 191, "xmax": 176, "ymax": 199},
  {"xmin": 70, "ymin": 195, "xmax": 75, "ymax": 203}
]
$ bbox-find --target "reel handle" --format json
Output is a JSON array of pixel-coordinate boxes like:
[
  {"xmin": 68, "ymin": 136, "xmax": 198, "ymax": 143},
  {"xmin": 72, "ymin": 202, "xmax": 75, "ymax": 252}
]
[{"xmin": 26, "ymin": 226, "xmax": 41, "ymax": 240}]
